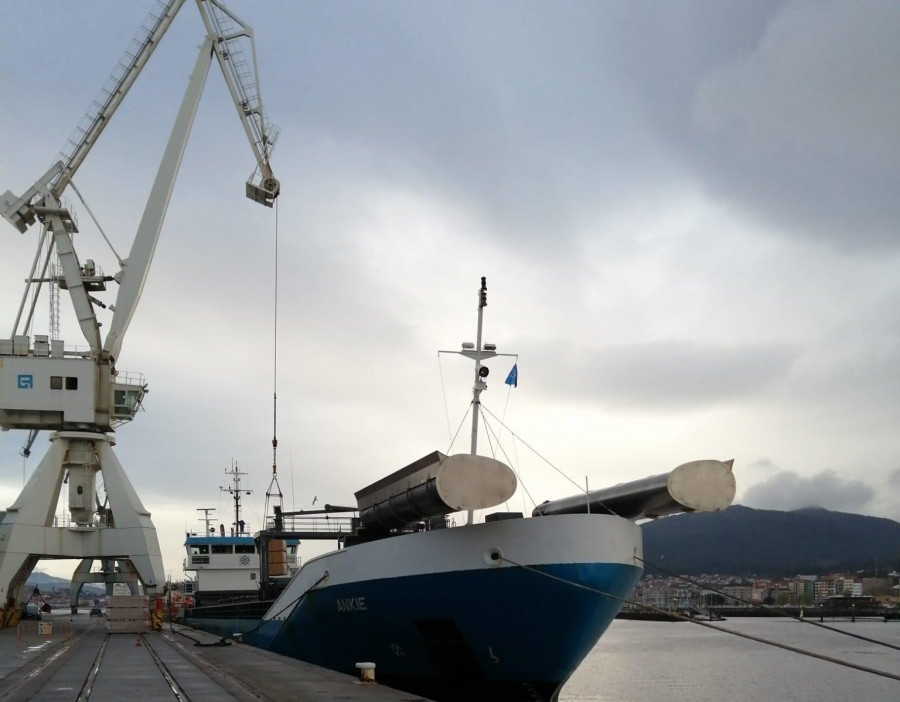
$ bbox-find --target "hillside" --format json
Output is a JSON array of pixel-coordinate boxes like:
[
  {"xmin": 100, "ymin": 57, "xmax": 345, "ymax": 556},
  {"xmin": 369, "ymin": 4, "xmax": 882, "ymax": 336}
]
[
  {"xmin": 25, "ymin": 571, "xmax": 104, "ymax": 596},
  {"xmin": 640, "ymin": 505, "xmax": 900, "ymax": 577}
]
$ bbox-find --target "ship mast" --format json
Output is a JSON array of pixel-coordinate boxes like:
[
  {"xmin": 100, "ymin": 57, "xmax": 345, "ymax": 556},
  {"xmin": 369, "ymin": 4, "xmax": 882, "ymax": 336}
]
[
  {"xmin": 220, "ymin": 462, "xmax": 251, "ymax": 535},
  {"xmin": 438, "ymin": 277, "xmax": 517, "ymax": 526},
  {"xmin": 196, "ymin": 507, "xmax": 216, "ymax": 536},
  {"xmin": 470, "ymin": 277, "xmax": 489, "ymax": 459}
]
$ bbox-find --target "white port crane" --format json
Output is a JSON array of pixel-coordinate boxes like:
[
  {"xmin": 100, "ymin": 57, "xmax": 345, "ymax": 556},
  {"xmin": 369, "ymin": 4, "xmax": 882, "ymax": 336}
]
[{"xmin": 0, "ymin": 0, "xmax": 279, "ymax": 615}]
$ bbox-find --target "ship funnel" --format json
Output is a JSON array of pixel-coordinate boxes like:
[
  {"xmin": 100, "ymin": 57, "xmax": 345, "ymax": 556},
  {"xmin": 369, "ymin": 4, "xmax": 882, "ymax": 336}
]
[{"xmin": 532, "ymin": 459, "xmax": 736, "ymax": 521}]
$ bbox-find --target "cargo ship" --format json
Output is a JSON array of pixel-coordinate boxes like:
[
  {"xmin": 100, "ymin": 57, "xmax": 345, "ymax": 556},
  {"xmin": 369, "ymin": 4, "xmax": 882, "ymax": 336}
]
[{"xmin": 184, "ymin": 278, "xmax": 736, "ymax": 701}]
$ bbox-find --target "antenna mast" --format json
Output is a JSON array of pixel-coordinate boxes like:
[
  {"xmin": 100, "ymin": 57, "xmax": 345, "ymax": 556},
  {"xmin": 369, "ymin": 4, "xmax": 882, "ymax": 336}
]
[
  {"xmin": 220, "ymin": 462, "xmax": 250, "ymax": 535},
  {"xmin": 470, "ymin": 277, "xmax": 488, "ymax": 458},
  {"xmin": 196, "ymin": 507, "xmax": 216, "ymax": 535},
  {"xmin": 437, "ymin": 277, "xmax": 517, "ymax": 526}
]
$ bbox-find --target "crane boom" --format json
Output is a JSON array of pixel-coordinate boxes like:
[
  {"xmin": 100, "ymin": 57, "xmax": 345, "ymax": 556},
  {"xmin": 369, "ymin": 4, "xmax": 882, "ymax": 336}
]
[
  {"xmin": 1, "ymin": 0, "xmax": 188, "ymax": 233},
  {"xmin": 102, "ymin": 2, "xmax": 280, "ymax": 360},
  {"xmin": 196, "ymin": 0, "xmax": 280, "ymax": 204},
  {"xmin": 101, "ymin": 39, "xmax": 216, "ymax": 362},
  {"xmin": 52, "ymin": 0, "xmax": 189, "ymax": 199},
  {"xmin": 2, "ymin": 0, "xmax": 280, "ymax": 360},
  {"xmin": 1, "ymin": 0, "xmax": 278, "ymax": 235}
]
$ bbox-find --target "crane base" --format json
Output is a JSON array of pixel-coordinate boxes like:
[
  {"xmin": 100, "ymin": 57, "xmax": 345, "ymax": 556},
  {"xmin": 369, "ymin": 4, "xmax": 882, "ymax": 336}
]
[{"xmin": 0, "ymin": 431, "xmax": 165, "ymax": 617}]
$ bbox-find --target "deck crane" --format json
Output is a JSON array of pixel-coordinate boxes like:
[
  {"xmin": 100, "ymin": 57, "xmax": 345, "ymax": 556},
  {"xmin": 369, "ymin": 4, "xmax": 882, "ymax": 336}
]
[{"xmin": 0, "ymin": 0, "xmax": 279, "ymax": 619}]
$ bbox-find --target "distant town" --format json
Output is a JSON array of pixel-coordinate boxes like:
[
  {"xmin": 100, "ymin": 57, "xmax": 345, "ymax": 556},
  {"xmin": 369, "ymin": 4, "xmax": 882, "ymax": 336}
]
[{"xmin": 631, "ymin": 570, "xmax": 900, "ymax": 612}]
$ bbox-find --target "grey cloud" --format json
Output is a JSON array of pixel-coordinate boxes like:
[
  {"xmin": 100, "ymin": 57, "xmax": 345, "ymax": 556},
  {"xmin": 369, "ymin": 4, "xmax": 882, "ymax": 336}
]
[
  {"xmin": 599, "ymin": 0, "xmax": 900, "ymax": 250},
  {"xmin": 264, "ymin": 2, "xmax": 682, "ymax": 248},
  {"xmin": 691, "ymin": 0, "xmax": 900, "ymax": 249},
  {"xmin": 741, "ymin": 469, "xmax": 875, "ymax": 512},
  {"xmin": 888, "ymin": 468, "xmax": 900, "ymax": 487},
  {"xmin": 527, "ymin": 340, "xmax": 797, "ymax": 408}
]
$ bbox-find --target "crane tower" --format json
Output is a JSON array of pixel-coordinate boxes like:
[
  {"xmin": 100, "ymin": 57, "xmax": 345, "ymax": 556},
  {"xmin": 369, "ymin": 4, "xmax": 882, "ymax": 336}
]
[{"xmin": 0, "ymin": 0, "xmax": 279, "ymax": 620}]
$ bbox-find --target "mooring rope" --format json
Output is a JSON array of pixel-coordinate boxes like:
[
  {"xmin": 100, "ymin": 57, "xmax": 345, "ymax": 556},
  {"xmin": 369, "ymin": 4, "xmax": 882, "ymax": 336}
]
[
  {"xmin": 500, "ymin": 556, "xmax": 900, "ymax": 683},
  {"xmin": 240, "ymin": 571, "xmax": 329, "ymax": 639},
  {"xmin": 636, "ymin": 555, "xmax": 900, "ymax": 653}
]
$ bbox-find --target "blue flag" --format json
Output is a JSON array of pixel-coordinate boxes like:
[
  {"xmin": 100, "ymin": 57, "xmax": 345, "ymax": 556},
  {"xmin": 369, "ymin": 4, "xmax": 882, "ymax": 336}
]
[{"xmin": 505, "ymin": 363, "xmax": 518, "ymax": 388}]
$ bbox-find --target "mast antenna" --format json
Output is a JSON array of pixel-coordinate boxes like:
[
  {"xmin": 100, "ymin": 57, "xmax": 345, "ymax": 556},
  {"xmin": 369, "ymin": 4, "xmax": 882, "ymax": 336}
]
[
  {"xmin": 437, "ymin": 277, "xmax": 517, "ymax": 525},
  {"xmin": 220, "ymin": 462, "xmax": 250, "ymax": 535},
  {"xmin": 196, "ymin": 507, "xmax": 216, "ymax": 535}
]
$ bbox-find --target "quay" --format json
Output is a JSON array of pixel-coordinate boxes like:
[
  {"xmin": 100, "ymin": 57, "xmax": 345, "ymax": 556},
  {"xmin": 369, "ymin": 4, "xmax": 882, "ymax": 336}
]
[{"xmin": 0, "ymin": 612, "xmax": 430, "ymax": 701}]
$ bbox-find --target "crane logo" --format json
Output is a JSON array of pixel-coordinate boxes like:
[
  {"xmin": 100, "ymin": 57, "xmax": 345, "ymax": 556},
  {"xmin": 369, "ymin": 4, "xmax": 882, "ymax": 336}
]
[{"xmin": 17, "ymin": 374, "xmax": 33, "ymax": 390}]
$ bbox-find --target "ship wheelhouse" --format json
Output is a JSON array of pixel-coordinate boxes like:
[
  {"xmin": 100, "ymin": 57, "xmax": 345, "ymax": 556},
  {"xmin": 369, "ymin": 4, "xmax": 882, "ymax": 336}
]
[{"xmin": 183, "ymin": 534, "xmax": 299, "ymax": 606}]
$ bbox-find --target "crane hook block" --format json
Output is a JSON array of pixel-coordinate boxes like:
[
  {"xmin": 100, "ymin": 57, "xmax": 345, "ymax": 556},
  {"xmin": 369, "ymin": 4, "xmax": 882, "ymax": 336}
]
[{"xmin": 246, "ymin": 175, "xmax": 280, "ymax": 208}]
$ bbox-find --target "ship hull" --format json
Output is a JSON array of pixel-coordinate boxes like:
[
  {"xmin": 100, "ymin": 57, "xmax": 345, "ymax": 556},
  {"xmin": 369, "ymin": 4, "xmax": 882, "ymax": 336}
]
[{"xmin": 241, "ymin": 513, "xmax": 642, "ymax": 702}]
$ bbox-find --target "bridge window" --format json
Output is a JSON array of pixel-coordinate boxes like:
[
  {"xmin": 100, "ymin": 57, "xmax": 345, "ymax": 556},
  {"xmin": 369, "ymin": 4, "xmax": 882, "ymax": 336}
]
[
  {"xmin": 190, "ymin": 544, "xmax": 209, "ymax": 555},
  {"xmin": 211, "ymin": 545, "xmax": 233, "ymax": 554},
  {"xmin": 235, "ymin": 545, "xmax": 255, "ymax": 554}
]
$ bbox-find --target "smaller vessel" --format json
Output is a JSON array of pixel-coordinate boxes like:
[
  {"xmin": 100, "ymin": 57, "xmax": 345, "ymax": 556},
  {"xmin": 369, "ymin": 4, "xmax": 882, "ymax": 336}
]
[{"xmin": 183, "ymin": 464, "xmax": 299, "ymax": 609}]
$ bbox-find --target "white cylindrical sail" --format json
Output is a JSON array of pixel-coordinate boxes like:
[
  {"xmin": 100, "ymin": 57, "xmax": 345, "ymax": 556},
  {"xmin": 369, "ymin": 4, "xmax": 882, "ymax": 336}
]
[
  {"xmin": 356, "ymin": 451, "xmax": 517, "ymax": 530},
  {"xmin": 532, "ymin": 459, "xmax": 736, "ymax": 521}
]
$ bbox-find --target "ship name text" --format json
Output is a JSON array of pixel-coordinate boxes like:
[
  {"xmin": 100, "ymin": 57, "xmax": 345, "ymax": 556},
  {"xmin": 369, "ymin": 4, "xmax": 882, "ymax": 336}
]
[{"xmin": 336, "ymin": 596, "xmax": 367, "ymax": 612}]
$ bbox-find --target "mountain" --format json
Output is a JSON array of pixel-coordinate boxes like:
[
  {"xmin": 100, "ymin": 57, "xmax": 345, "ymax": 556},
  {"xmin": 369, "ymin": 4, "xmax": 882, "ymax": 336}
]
[
  {"xmin": 25, "ymin": 571, "xmax": 104, "ymax": 595},
  {"xmin": 640, "ymin": 505, "xmax": 900, "ymax": 577}
]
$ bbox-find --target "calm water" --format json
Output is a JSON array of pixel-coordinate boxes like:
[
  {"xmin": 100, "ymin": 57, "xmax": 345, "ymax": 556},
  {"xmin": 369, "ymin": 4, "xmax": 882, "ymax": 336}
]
[{"xmin": 560, "ymin": 618, "xmax": 900, "ymax": 701}]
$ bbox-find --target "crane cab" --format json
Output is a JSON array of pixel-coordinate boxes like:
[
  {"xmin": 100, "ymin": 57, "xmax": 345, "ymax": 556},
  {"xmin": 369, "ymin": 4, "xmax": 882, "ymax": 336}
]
[{"xmin": 0, "ymin": 335, "xmax": 146, "ymax": 431}]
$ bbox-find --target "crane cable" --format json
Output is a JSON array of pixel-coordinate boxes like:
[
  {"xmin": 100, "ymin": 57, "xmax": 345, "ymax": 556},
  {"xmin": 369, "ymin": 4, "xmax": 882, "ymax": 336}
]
[{"xmin": 265, "ymin": 198, "xmax": 282, "ymax": 519}]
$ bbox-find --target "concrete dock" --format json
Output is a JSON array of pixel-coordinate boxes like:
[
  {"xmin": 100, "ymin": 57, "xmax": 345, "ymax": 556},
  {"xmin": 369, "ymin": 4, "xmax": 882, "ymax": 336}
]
[{"xmin": 0, "ymin": 612, "xmax": 429, "ymax": 701}]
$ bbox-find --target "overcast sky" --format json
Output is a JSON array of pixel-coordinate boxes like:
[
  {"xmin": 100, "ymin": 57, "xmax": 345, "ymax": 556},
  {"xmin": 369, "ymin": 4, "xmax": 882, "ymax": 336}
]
[{"xmin": 1, "ymin": 0, "xmax": 898, "ymax": 579}]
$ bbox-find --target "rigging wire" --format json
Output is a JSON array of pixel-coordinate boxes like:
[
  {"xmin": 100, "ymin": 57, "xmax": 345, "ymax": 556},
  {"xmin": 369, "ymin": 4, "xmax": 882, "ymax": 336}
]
[
  {"xmin": 437, "ymin": 353, "xmax": 453, "ymax": 444},
  {"xmin": 480, "ymin": 403, "xmax": 619, "ymax": 516},
  {"xmin": 444, "ymin": 402, "xmax": 472, "ymax": 456},
  {"xmin": 497, "ymin": 365, "xmax": 516, "ymax": 443},
  {"xmin": 12, "ymin": 227, "xmax": 48, "ymax": 336},
  {"xmin": 479, "ymin": 407, "xmax": 537, "ymax": 510},
  {"xmin": 23, "ymin": 236, "xmax": 55, "ymax": 334},
  {"xmin": 512, "ymin": 435, "xmax": 527, "ymax": 514},
  {"xmin": 636, "ymin": 555, "xmax": 900, "ymax": 653},
  {"xmin": 478, "ymin": 408, "xmax": 509, "ymax": 511},
  {"xmin": 69, "ymin": 179, "xmax": 124, "ymax": 264},
  {"xmin": 480, "ymin": 404, "xmax": 586, "ymax": 494},
  {"xmin": 500, "ymin": 555, "xmax": 900, "ymax": 684}
]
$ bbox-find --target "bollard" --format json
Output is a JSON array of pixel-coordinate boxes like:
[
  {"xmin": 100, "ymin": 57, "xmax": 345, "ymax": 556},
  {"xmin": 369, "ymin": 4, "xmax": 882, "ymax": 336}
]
[{"xmin": 355, "ymin": 662, "xmax": 376, "ymax": 683}]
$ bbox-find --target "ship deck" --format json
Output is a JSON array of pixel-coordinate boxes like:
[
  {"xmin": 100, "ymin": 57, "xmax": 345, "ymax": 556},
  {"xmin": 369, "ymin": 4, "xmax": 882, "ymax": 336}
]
[{"xmin": 0, "ymin": 611, "xmax": 430, "ymax": 701}]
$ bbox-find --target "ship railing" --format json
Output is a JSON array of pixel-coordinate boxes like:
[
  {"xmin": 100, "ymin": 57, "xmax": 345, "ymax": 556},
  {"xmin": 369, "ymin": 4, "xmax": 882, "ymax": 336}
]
[{"xmin": 265, "ymin": 514, "xmax": 355, "ymax": 535}]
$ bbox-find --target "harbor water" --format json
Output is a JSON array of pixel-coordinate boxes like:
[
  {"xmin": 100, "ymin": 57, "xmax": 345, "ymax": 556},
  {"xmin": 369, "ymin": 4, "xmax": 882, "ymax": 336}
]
[{"xmin": 560, "ymin": 618, "xmax": 900, "ymax": 701}]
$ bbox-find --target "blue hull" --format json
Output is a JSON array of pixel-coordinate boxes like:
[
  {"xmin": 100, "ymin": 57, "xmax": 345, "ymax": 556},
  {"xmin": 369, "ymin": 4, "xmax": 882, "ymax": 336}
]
[{"xmin": 241, "ymin": 561, "xmax": 640, "ymax": 701}]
